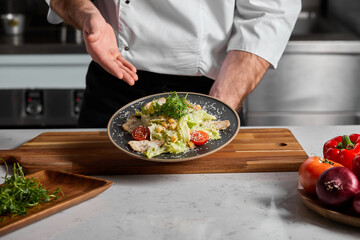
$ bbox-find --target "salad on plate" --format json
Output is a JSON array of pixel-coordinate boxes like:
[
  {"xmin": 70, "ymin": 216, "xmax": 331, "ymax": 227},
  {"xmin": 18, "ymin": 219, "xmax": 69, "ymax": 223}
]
[{"xmin": 121, "ymin": 92, "xmax": 230, "ymax": 158}]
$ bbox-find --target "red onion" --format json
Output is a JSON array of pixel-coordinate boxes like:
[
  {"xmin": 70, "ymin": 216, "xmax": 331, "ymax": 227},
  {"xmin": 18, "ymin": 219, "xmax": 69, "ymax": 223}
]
[
  {"xmin": 352, "ymin": 154, "xmax": 360, "ymax": 180},
  {"xmin": 316, "ymin": 167, "xmax": 360, "ymax": 207},
  {"xmin": 353, "ymin": 192, "xmax": 360, "ymax": 215}
]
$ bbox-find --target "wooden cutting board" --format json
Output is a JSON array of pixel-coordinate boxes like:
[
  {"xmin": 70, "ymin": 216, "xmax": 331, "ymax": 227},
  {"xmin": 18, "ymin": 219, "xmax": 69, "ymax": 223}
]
[{"xmin": 0, "ymin": 128, "xmax": 308, "ymax": 175}]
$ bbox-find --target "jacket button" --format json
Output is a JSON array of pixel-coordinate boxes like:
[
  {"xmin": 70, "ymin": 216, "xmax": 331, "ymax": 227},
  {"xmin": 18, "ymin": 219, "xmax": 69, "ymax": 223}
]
[
  {"xmin": 125, "ymin": 0, "xmax": 130, "ymax": 4},
  {"xmin": 124, "ymin": 46, "xmax": 129, "ymax": 51}
]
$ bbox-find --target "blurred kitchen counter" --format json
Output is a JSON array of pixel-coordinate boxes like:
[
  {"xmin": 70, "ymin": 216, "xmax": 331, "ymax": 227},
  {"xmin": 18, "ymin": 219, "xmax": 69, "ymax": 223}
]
[
  {"xmin": 0, "ymin": 41, "xmax": 86, "ymax": 54},
  {"xmin": 1, "ymin": 126, "xmax": 360, "ymax": 240}
]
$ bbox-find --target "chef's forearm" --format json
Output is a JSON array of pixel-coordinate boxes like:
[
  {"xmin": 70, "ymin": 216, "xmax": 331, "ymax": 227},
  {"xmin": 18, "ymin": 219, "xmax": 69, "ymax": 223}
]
[
  {"xmin": 209, "ymin": 50, "xmax": 269, "ymax": 111},
  {"xmin": 49, "ymin": 0, "xmax": 100, "ymax": 30}
]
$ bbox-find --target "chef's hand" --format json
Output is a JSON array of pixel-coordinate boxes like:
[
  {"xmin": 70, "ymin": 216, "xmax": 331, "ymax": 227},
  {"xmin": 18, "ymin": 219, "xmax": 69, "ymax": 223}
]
[
  {"xmin": 209, "ymin": 50, "xmax": 269, "ymax": 112},
  {"xmin": 83, "ymin": 13, "xmax": 138, "ymax": 85}
]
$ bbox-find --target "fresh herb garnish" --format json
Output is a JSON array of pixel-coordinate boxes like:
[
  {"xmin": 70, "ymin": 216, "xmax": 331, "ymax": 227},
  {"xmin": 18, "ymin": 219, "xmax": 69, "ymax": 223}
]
[
  {"xmin": 0, "ymin": 159, "xmax": 64, "ymax": 217},
  {"xmin": 152, "ymin": 92, "xmax": 190, "ymax": 119}
]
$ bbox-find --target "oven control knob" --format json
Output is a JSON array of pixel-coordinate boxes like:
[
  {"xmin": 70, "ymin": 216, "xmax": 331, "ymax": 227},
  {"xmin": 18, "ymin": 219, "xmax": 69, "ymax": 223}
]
[
  {"xmin": 25, "ymin": 90, "xmax": 43, "ymax": 116},
  {"xmin": 26, "ymin": 102, "xmax": 43, "ymax": 115}
]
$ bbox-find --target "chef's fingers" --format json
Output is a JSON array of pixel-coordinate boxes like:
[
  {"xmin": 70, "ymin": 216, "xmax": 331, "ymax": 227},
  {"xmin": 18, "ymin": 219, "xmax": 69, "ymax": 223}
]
[
  {"xmin": 115, "ymin": 59, "xmax": 138, "ymax": 82},
  {"xmin": 119, "ymin": 69, "xmax": 136, "ymax": 85},
  {"xmin": 116, "ymin": 55, "xmax": 137, "ymax": 73},
  {"xmin": 99, "ymin": 59, "xmax": 135, "ymax": 86},
  {"xmin": 107, "ymin": 49, "xmax": 137, "ymax": 82},
  {"xmin": 107, "ymin": 61, "xmax": 136, "ymax": 86}
]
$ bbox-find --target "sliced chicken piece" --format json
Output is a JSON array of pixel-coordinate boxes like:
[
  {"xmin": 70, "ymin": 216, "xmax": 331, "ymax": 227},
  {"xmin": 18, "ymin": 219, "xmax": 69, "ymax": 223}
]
[
  {"xmin": 202, "ymin": 120, "xmax": 230, "ymax": 130},
  {"xmin": 144, "ymin": 97, "xmax": 167, "ymax": 109},
  {"xmin": 128, "ymin": 140, "xmax": 164, "ymax": 153},
  {"xmin": 156, "ymin": 97, "xmax": 166, "ymax": 105},
  {"xmin": 122, "ymin": 116, "xmax": 142, "ymax": 134}
]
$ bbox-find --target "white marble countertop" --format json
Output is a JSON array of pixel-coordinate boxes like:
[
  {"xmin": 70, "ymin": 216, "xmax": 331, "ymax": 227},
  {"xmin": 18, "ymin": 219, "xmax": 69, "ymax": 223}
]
[{"xmin": 1, "ymin": 126, "xmax": 360, "ymax": 240}]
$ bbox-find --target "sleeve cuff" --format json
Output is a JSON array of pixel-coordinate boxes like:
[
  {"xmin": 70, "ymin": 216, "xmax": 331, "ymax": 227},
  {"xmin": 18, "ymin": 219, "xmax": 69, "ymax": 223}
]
[{"xmin": 45, "ymin": 0, "xmax": 63, "ymax": 24}]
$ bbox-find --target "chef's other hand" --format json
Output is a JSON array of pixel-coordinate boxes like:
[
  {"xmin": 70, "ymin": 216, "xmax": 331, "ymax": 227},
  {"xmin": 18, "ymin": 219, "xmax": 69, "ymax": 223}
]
[{"xmin": 83, "ymin": 13, "xmax": 138, "ymax": 85}]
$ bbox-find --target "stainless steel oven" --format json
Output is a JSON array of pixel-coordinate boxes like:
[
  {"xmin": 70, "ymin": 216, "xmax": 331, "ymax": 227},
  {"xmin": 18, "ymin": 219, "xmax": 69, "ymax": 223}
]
[
  {"xmin": 244, "ymin": 0, "xmax": 360, "ymax": 126},
  {"xmin": 0, "ymin": 53, "xmax": 90, "ymax": 128},
  {"xmin": 0, "ymin": 89, "xmax": 83, "ymax": 128}
]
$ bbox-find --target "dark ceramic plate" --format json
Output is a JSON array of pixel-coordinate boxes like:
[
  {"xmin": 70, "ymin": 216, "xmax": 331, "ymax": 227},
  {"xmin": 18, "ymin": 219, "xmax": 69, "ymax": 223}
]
[{"xmin": 107, "ymin": 92, "xmax": 240, "ymax": 162}]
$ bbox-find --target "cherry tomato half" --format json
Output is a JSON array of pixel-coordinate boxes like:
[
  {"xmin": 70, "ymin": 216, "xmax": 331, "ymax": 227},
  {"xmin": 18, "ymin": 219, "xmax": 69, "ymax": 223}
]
[
  {"xmin": 190, "ymin": 130, "xmax": 209, "ymax": 146},
  {"xmin": 298, "ymin": 156, "xmax": 343, "ymax": 195},
  {"xmin": 132, "ymin": 126, "xmax": 150, "ymax": 141}
]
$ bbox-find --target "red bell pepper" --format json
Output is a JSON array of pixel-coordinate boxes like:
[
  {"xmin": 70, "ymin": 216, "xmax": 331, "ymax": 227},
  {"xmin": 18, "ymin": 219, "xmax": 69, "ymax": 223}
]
[{"xmin": 323, "ymin": 134, "xmax": 360, "ymax": 170}]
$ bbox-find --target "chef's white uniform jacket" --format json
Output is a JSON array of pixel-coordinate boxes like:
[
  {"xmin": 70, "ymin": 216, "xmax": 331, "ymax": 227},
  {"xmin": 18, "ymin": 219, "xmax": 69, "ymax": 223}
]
[{"xmin": 47, "ymin": 0, "xmax": 301, "ymax": 80}]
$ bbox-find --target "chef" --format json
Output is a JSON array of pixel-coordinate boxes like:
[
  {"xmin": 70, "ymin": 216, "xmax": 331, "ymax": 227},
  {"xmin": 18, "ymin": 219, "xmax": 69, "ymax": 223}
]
[{"xmin": 45, "ymin": 0, "xmax": 301, "ymax": 127}]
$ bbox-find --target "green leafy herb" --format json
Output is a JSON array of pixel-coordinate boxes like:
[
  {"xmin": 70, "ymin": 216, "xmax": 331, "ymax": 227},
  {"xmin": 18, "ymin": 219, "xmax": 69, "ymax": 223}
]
[
  {"xmin": 0, "ymin": 159, "xmax": 64, "ymax": 217},
  {"xmin": 152, "ymin": 92, "xmax": 190, "ymax": 119}
]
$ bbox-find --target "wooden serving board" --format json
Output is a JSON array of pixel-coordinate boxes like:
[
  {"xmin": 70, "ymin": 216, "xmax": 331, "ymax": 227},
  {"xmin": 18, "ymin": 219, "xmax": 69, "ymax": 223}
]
[
  {"xmin": 0, "ymin": 170, "xmax": 113, "ymax": 236},
  {"xmin": 0, "ymin": 128, "xmax": 308, "ymax": 175}
]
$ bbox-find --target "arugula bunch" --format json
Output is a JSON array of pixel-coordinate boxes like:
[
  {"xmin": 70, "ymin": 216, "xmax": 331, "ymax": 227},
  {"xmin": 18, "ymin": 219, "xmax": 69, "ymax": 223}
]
[
  {"xmin": 0, "ymin": 160, "xmax": 63, "ymax": 217},
  {"xmin": 152, "ymin": 92, "xmax": 190, "ymax": 119}
]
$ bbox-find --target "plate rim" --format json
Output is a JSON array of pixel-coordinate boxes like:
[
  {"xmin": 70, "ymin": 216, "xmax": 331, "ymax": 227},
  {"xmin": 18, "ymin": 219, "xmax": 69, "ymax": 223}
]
[
  {"xmin": 107, "ymin": 92, "xmax": 240, "ymax": 162},
  {"xmin": 297, "ymin": 181, "xmax": 360, "ymax": 228}
]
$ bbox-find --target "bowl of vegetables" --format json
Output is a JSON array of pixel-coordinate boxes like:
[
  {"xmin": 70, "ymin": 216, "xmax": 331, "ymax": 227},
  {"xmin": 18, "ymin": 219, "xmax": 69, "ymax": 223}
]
[{"xmin": 297, "ymin": 134, "xmax": 360, "ymax": 227}]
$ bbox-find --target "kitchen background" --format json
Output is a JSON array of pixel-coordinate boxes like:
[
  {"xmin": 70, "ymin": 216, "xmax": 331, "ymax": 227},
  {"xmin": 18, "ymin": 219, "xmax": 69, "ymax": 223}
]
[{"xmin": 0, "ymin": 0, "xmax": 359, "ymax": 128}]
